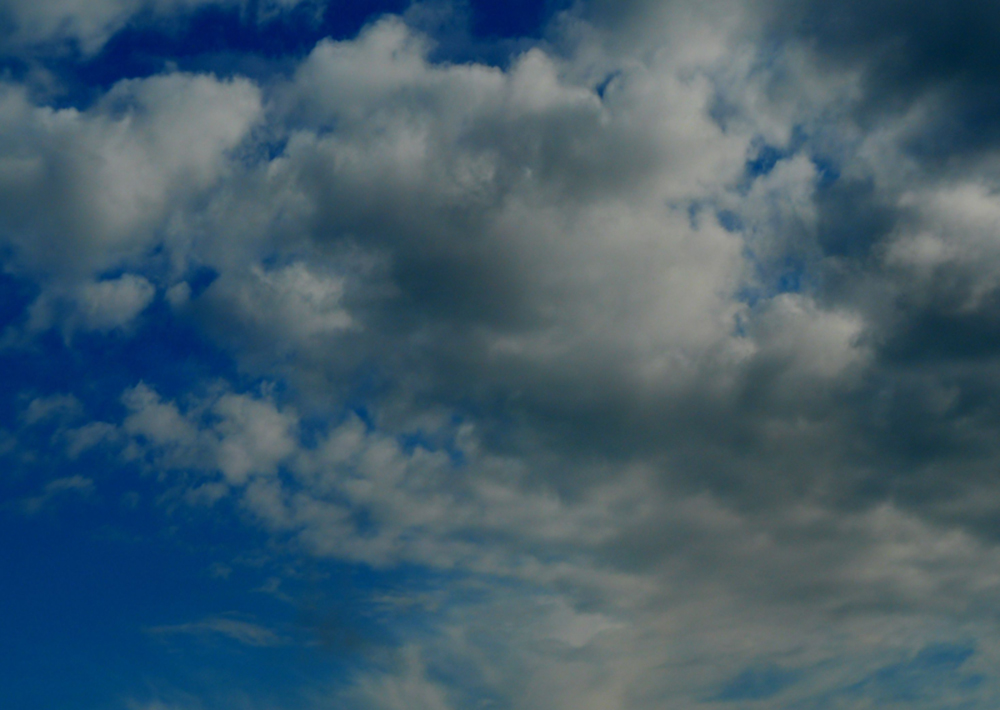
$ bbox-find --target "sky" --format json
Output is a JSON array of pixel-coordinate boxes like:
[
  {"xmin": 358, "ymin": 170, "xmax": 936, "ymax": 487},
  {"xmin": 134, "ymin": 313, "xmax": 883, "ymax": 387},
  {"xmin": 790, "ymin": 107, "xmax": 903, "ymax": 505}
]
[{"xmin": 3, "ymin": 0, "xmax": 1000, "ymax": 708}]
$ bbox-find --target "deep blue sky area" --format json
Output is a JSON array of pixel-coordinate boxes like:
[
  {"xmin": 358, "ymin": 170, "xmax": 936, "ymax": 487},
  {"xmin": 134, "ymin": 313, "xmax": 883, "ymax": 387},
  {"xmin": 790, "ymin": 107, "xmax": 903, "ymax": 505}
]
[
  {"xmin": 0, "ymin": 251, "xmax": 456, "ymax": 707},
  {"xmin": 0, "ymin": 499, "xmax": 416, "ymax": 709},
  {"xmin": 0, "ymin": 426, "xmax": 429, "ymax": 708},
  {"xmin": 0, "ymin": 318, "xmax": 280, "ymax": 707},
  {"xmin": 0, "ymin": 258, "xmax": 375, "ymax": 706}
]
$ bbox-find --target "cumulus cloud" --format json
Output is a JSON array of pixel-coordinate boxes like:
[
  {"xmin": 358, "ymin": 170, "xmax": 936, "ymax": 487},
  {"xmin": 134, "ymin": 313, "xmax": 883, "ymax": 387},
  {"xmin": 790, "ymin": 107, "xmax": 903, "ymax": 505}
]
[
  {"xmin": 193, "ymin": 262, "xmax": 354, "ymax": 364},
  {"xmin": 21, "ymin": 273, "xmax": 157, "ymax": 336},
  {"xmin": 121, "ymin": 383, "xmax": 298, "ymax": 485},
  {"xmin": 0, "ymin": 72, "xmax": 260, "ymax": 281}
]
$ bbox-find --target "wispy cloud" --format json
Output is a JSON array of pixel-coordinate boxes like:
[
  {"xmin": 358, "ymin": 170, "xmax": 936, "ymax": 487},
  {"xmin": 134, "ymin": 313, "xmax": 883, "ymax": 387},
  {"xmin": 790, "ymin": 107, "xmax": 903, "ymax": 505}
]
[
  {"xmin": 147, "ymin": 617, "xmax": 288, "ymax": 648},
  {"xmin": 19, "ymin": 475, "xmax": 94, "ymax": 515}
]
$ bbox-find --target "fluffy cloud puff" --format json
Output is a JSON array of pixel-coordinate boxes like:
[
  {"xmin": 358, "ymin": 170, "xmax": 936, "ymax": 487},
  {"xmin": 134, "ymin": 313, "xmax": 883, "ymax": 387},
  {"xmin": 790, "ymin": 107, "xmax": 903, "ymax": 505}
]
[{"xmin": 0, "ymin": 72, "xmax": 260, "ymax": 276}]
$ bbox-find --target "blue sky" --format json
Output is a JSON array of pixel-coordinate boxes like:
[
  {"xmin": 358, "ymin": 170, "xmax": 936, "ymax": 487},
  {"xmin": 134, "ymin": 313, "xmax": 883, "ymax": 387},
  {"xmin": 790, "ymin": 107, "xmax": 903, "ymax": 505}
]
[{"xmin": 4, "ymin": 1, "xmax": 1000, "ymax": 708}]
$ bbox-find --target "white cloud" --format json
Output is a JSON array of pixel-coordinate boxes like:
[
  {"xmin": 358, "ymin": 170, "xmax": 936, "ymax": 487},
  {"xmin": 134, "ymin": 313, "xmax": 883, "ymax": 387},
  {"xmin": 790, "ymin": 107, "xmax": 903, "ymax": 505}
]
[
  {"xmin": 0, "ymin": 73, "xmax": 260, "ymax": 281},
  {"xmin": 20, "ymin": 274, "xmax": 156, "ymax": 336},
  {"xmin": 121, "ymin": 383, "xmax": 299, "ymax": 485},
  {"xmin": 21, "ymin": 393, "xmax": 82, "ymax": 425},
  {"xmin": 123, "ymin": 383, "xmax": 201, "ymax": 450},
  {"xmin": 748, "ymin": 293, "xmax": 867, "ymax": 380},
  {"xmin": 20, "ymin": 475, "xmax": 94, "ymax": 514},
  {"xmin": 65, "ymin": 421, "xmax": 119, "ymax": 458},
  {"xmin": 147, "ymin": 616, "xmax": 287, "ymax": 647},
  {"xmin": 887, "ymin": 184, "xmax": 1000, "ymax": 308},
  {"xmin": 76, "ymin": 274, "xmax": 155, "ymax": 331},
  {"xmin": 195, "ymin": 262, "xmax": 353, "ymax": 362},
  {"xmin": 213, "ymin": 392, "xmax": 298, "ymax": 484}
]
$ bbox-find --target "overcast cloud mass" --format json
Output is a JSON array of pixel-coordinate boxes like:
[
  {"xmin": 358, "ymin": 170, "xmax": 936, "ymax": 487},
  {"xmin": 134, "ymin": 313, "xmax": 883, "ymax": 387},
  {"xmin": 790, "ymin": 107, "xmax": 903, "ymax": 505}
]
[{"xmin": 4, "ymin": 0, "xmax": 1000, "ymax": 708}]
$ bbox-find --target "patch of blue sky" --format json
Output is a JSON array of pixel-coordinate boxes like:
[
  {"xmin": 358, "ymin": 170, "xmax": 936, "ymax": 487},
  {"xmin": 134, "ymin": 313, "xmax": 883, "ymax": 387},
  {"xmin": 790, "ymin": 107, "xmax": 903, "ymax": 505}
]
[
  {"xmin": 715, "ymin": 208, "xmax": 743, "ymax": 234},
  {"xmin": 745, "ymin": 142, "xmax": 788, "ymax": 179},
  {"xmin": 464, "ymin": 0, "xmax": 568, "ymax": 39},
  {"xmin": 4, "ymin": 0, "xmax": 569, "ymax": 114},
  {"xmin": 841, "ymin": 642, "xmax": 984, "ymax": 704},
  {"xmin": 0, "ymin": 295, "xmax": 397, "ymax": 705},
  {"xmin": 0, "ymin": 302, "xmax": 235, "ymax": 420},
  {"xmin": 0, "ymin": 474, "xmax": 326, "ymax": 708},
  {"xmin": 714, "ymin": 664, "xmax": 804, "ymax": 703},
  {"xmin": 812, "ymin": 155, "xmax": 840, "ymax": 188},
  {"xmin": 594, "ymin": 69, "xmax": 621, "ymax": 99},
  {"xmin": 738, "ymin": 126, "xmax": 837, "ymax": 189},
  {"xmin": 740, "ymin": 136, "xmax": 796, "ymax": 182},
  {"xmin": 735, "ymin": 253, "xmax": 814, "ymax": 311},
  {"xmin": 1, "ymin": 393, "xmax": 463, "ymax": 708},
  {"xmin": 9, "ymin": 1, "xmax": 406, "ymax": 105},
  {"xmin": 0, "ymin": 510, "xmax": 450, "ymax": 708}
]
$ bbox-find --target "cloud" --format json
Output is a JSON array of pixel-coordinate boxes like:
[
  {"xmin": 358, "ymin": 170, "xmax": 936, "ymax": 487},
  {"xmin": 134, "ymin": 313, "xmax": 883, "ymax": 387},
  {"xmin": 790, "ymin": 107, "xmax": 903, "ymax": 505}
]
[
  {"xmin": 23, "ymin": 274, "xmax": 157, "ymax": 335},
  {"xmin": 0, "ymin": 72, "xmax": 260, "ymax": 286},
  {"xmin": 75, "ymin": 274, "xmax": 156, "ymax": 330},
  {"xmin": 121, "ymin": 383, "xmax": 298, "ymax": 485},
  {"xmin": 21, "ymin": 393, "xmax": 82, "ymax": 425},
  {"xmin": 9, "ymin": 2, "xmax": 1000, "ymax": 708},
  {"xmin": 842, "ymin": 643, "xmax": 983, "ymax": 705},
  {"xmin": 147, "ymin": 616, "xmax": 288, "ymax": 647},
  {"xmin": 19, "ymin": 475, "xmax": 94, "ymax": 514},
  {"xmin": 764, "ymin": 0, "xmax": 1000, "ymax": 153},
  {"xmin": 100, "ymin": 378, "xmax": 1000, "ymax": 708},
  {"xmin": 192, "ymin": 262, "xmax": 354, "ymax": 365},
  {"xmin": 65, "ymin": 421, "xmax": 120, "ymax": 458},
  {"xmin": 345, "ymin": 647, "xmax": 455, "ymax": 710}
]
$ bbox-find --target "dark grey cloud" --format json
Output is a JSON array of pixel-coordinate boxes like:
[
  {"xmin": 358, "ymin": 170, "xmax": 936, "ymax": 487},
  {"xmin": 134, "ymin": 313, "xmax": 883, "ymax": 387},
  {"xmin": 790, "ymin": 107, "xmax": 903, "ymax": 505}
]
[{"xmin": 766, "ymin": 0, "xmax": 1000, "ymax": 162}]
